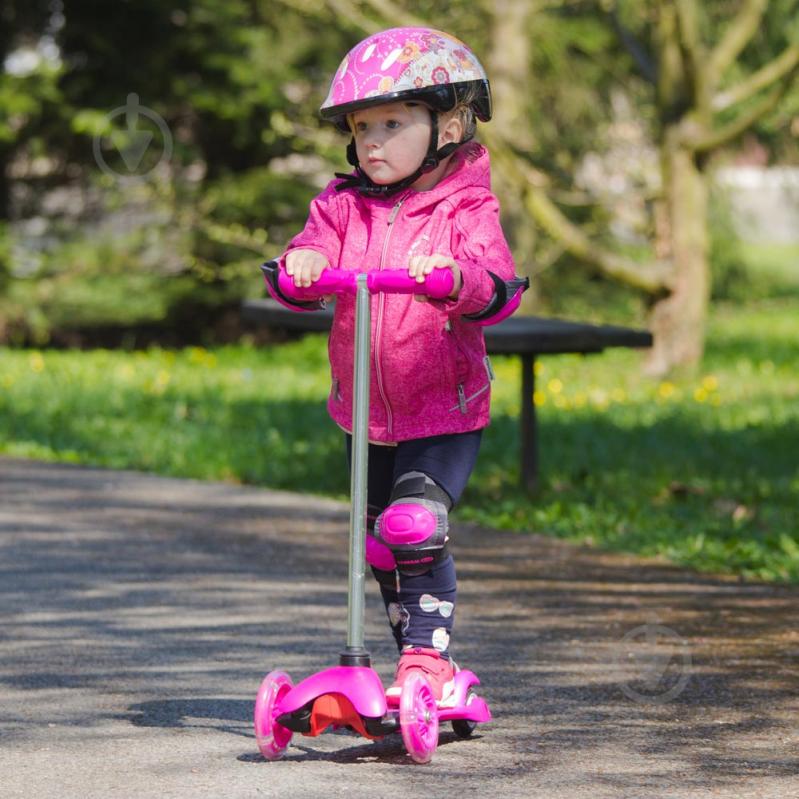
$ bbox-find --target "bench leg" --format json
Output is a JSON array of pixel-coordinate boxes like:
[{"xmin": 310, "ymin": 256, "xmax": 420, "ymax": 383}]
[{"xmin": 521, "ymin": 354, "xmax": 538, "ymax": 493}]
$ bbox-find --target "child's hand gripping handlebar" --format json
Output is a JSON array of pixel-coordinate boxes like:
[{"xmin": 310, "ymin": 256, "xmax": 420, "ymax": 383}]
[
  {"xmin": 279, "ymin": 266, "xmax": 454, "ymax": 299},
  {"xmin": 261, "ymin": 260, "xmax": 454, "ymax": 311}
]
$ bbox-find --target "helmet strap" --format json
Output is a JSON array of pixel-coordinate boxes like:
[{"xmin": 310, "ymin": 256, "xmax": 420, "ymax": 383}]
[{"xmin": 335, "ymin": 109, "xmax": 468, "ymax": 197}]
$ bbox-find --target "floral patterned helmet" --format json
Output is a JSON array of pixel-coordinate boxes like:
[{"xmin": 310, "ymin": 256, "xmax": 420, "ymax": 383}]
[{"xmin": 320, "ymin": 27, "xmax": 492, "ymax": 132}]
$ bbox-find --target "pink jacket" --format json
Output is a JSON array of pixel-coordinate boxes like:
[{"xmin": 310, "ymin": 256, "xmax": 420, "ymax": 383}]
[{"xmin": 283, "ymin": 142, "xmax": 515, "ymax": 443}]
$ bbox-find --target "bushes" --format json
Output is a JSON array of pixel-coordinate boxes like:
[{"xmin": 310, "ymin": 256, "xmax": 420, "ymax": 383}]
[
  {"xmin": 0, "ymin": 164, "xmax": 323, "ymax": 346},
  {"xmin": 709, "ymin": 186, "xmax": 799, "ymax": 303}
]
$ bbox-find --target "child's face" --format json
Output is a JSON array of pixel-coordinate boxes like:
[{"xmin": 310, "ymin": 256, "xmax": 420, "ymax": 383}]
[{"xmin": 350, "ymin": 102, "xmax": 432, "ymax": 187}]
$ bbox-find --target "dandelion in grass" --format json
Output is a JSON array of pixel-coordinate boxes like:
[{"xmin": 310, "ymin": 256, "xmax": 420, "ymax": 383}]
[
  {"xmin": 147, "ymin": 370, "xmax": 171, "ymax": 395},
  {"xmin": 29, "ymin": 353, "xmax": 45, "ymax": 373},
  {"xmin": 188, "ymin": 347, "xmax": 217, "ymax": 368},
  {"xmin": 547, "ymin": 378, "xmax": 563, "ymax": 394},
  {"xmin": 658, "ymin": 381, "xmax": 676, "ymax": 400},
  {"xmin": 590, "ymin": 388, "xmax": 608, "ymax": 410},
  {"xmin": 533, "ymin": 390, "xmax": 546, "ymax": 406},
  {"xmin": 116, "ymin": 364, "xmax": 135, "ymax": 381}
]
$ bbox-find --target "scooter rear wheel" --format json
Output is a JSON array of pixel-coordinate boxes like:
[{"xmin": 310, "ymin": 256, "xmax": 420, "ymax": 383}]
[
  {"xmin": 451, "ymin": 717, "xmax": 478, "ymax": 738},
  {"xmin": 451, "ymin": 689, "xmax": 478, "ymax": 738},
  {"xmin": 254, "ymin": 670, "xmax": 293, "ymax": 760},
  {"xmin": 399, "ymin": 672, "xmax": 439, "ymax": 764}
]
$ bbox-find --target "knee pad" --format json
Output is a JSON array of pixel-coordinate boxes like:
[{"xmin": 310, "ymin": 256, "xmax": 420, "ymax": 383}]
[
  {"xmin": 373, "ymin": 472, "xmax": 451, "ymax": 576},
  {"xmin": 365, "ymin": 502, "xmax": 398, "ymax": 572},
  {"xmin": 365, "ymin": 535, "xmax": 397, "ymax": 572}
]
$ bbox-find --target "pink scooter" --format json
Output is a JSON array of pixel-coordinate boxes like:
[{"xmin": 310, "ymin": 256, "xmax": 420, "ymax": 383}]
[{"xmin": 254, "ymin": 262, "xmax": 492, "ymax": 763}]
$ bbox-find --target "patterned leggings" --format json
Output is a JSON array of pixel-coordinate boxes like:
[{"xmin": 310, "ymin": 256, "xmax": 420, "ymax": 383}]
[{"xmin": 345, "ymin": 430, "xmax": 482, "ymax": 660}]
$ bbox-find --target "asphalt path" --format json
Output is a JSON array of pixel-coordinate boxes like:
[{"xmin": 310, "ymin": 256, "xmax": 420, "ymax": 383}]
[{"xmin": 1, "ymin": 458, "xmax": 797, "ymax": 798}]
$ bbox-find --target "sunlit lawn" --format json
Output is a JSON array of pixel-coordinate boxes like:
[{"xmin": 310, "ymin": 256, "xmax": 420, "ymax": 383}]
[{"xmin": 1, "ymin": 298, "xmax": 797, "ymax": 582}]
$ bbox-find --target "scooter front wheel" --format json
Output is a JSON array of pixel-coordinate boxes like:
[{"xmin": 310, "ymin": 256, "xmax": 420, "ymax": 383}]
[
  {"xmin": 254, "ymin": 670, "xmax": 293, "ymax": 760},
  {"xmin": 399, "ymin": 672, "xmax": 439, "ymax": 764}
]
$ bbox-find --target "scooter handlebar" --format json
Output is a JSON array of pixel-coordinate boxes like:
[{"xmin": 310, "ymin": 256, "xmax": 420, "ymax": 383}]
[{"xmin": 276, "ymin": 266, "xmax": 454, "ymax": 300}]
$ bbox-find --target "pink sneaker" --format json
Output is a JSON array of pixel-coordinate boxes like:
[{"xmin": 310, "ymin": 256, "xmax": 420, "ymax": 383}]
[{"xmin": 385, "ymin": 647, "xmax": 455, "ymax": 706}]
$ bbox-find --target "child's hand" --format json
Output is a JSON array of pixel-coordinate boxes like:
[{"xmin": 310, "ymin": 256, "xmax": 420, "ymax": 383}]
[
  {"xmin": 285, "ymin": 249, "xmax": 329, "ymax": 287},
  {"xmin": 408, "ymin": 255, "xmax": 462, "ymax": 302}
]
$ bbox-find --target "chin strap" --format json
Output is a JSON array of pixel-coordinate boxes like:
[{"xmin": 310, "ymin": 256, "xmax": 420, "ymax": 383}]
[{"xmin": 334, "ymin": 109, "xmax": 466, "ymax": 197}]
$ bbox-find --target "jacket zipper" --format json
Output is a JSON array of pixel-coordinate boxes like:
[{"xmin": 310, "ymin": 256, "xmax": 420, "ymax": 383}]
[
  {"xmin": 374, "ymin": 197, "xmax": 407, "ymax": 437},
  {"xmin": 447, "ymin": 348, "xmax": 496, "ymax": 414},
  {"xmin": 449, "ymin": 382, "xmax": 491, "ymax": 413}
]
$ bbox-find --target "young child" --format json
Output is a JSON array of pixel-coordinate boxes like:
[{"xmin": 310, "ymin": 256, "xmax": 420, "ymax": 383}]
[{"xmin": 278, "ymin": 27, "xmax": 522, "ymax": 705}]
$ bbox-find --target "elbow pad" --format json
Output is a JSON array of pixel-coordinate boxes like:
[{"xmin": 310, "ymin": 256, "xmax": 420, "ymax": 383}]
[
  {"xmin": 463, "ymin": 271, "xmax": 529, "ymax": 326},
  {"xmin": 261, "ymin": 260, "xmax": 326, "ymax": 312}
]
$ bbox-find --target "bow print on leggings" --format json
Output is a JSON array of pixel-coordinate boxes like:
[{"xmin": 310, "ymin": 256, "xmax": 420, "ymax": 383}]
[{"xmin": 419, "ymin": 593, "xmax": 454, "ymax": 618}]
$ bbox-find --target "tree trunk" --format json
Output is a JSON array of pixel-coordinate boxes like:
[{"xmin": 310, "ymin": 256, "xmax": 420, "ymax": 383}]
[
  {"xmin": 486, "ymin": 0, "xmax": 538, "ymax": 306},
  {"xmin": 0, "ymin": 144, "xmax": 11, "ymax": 221},
  {"xmin": 645, "ymin": 129, "xmax": 709, "ymax": 376}
]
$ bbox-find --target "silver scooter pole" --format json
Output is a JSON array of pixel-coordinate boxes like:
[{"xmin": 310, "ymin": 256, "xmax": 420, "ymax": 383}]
[{"xmin": 341, "ymin": 273, "xmax": 371, "ymax": 667}]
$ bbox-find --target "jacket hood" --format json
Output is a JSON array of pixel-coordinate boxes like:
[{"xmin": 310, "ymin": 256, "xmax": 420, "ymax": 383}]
[
  {"xmin": 339, "ymin": 141, "xmax": 492, "ymax": 213},
  {"xmin": 411, "ymin": 141, "xmax": 492, "ymax": 209}
]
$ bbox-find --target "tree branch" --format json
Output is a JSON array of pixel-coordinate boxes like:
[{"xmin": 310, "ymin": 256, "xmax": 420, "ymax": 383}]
[
  {"xmin": 273, "ymin": 0, "xmax": 331, "ymax": 17},
  {"xmin": 483, "ymin": 130, "xmax": 673, "ymax": 294},
  {"xmin": 708, "ymin": 0, "xmax": 768, "ymax": 81},
  {"xmin": 607, "ymin": 6, "xmax": 657, "ymax": 85},
  {"xmin": 319, "ymin": 0, "xmax": 425, "ymax": 33},
  {"xmin": 690, "ymin": 85, "xmax": 786, "ymax": 152},
  {"xmin": 481, "ymin": 127, "xmax": 550, "ymax": 187},
  {"xmin": 674, "ymin": 0, "xmax": 707, "ymax": 101},
  {"xmin": 357, "ymin": 0, "xmax": 426, "ymax": 28},
  {"xmin": 523, "ymin": 185, "xmax": 672, "ymax": 293},
  {"xmin": 712, "ymin": 43, "xmax": 799, "ymax": 111},
  {"xmin": 324, "ymin": 0, "xmax": 383, "ymax": 33}
]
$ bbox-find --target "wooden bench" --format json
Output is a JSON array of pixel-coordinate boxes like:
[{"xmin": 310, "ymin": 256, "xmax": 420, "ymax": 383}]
[{"xmin": 242, "ymin": 299, "xmax": 653, "ymax": 492}]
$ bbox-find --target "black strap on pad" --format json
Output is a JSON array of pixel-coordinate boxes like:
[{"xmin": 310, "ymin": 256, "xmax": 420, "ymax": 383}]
[
  {"xmin": 389, "ymin": 473, "xmax": 452, "ymax": 511},
  {"xmin": 463, "ymin": 272, "xmax": 530, "ymax": 322}
]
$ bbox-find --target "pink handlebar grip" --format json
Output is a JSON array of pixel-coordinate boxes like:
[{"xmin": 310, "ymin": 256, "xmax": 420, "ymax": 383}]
[
  {"xmin": 277, "ymin": 267, "xmax": 454, "ymax": 300},
  {"xmin": 367, "ymin": 268, "xmax": 454, "ymax": 299},
  {"xmin": 277, "ymin": 268, "xmax": 356, "ymax": 299}
]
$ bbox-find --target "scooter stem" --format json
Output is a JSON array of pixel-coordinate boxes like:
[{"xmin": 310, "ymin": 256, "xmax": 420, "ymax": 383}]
[{"xmin": 341, "ymin": 273, "xmax": 371, "ymax": 667}]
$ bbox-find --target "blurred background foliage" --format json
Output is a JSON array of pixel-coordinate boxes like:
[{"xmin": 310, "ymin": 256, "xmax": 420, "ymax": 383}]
[
  {"xmin": 0, "ymin": 0, "xmax": 797, "ymax": 346},
  {"xmin": 2, "ymin": 1, "xmax": 798, "ymax": 580}
]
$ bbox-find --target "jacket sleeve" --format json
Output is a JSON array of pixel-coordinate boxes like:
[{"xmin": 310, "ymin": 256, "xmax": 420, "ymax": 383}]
[
  {"xmin": 280, "ymin": 179, "xmax": 344, "ymax": 268},
  {"xmin": 437, "ymin": 190, "xmax": 516, "ymax": 317}
]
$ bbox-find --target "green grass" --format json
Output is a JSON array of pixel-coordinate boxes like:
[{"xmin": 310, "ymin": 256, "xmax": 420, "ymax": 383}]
[
  {"xmin": 738, "ymin": 242, "xmax": 799, "ymax": 290},
  {"xmin": 1, "ymin": 298, "xmax": 797, "ymax": 583}
]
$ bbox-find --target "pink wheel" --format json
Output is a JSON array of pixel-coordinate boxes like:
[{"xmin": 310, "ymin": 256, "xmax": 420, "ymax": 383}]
[
  {"xmin": 254, "ymin": 670, "xmax": 293, "ymax": 760},
  {"xmin": 399, "ymin": 672, "xmax": 439, "ymax": 764}
]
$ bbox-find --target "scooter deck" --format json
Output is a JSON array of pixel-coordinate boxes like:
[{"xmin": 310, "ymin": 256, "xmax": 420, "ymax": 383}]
[{"xmin": 274, "ymin": 666, "xmax": 490, "ymax": 740}]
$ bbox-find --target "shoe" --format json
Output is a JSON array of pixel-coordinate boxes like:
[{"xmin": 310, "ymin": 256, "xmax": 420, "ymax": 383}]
[{"xmin": 385, "ymin": 647, "xmax": 455, "ymax": 706}]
